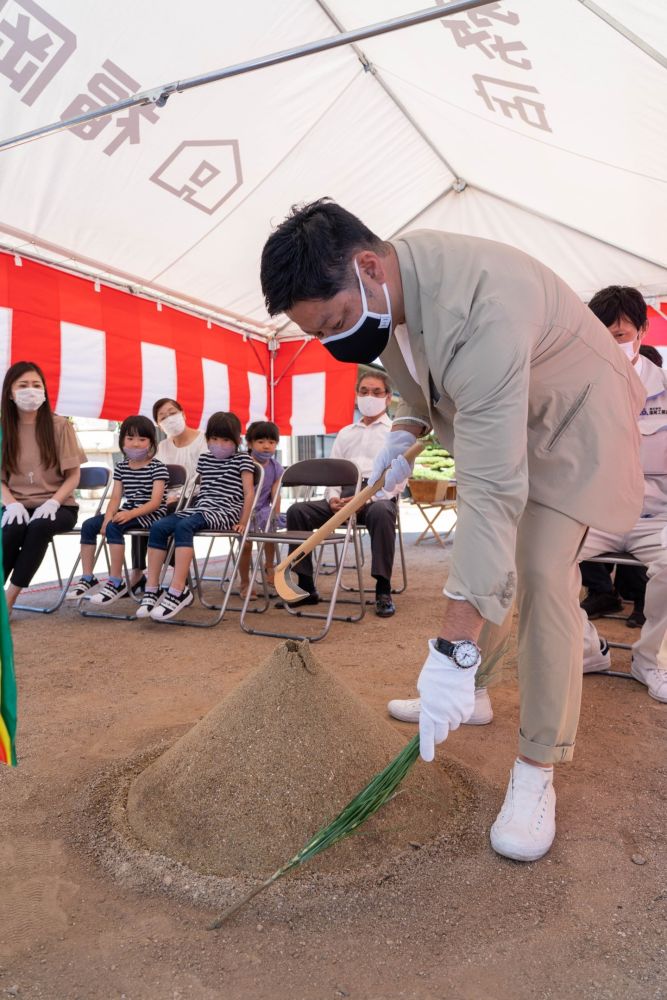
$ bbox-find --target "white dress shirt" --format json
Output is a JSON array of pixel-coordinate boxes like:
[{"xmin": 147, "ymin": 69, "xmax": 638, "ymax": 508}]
[{"xmin": 324, "ymin": 411, "xmax": 392, "ymax": 500}]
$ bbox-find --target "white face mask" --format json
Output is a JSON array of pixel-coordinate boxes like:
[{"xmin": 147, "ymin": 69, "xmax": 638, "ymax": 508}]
[
  {"xmin": 13, "ymin": 387, "xmax": 46, "ymax": 411},
  {"xmin": 357, "ymin": 394, "xmax": 387, "ymax": 417},
  {"xmin": 159, "ymin": 412, "xmax": 186, "ymax": 437},
  {"xmin": 618, "ymin": 340, "xmax": 638, "ymax": 363}
]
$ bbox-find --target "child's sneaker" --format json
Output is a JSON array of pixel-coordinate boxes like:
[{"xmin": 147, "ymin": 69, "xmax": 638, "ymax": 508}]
[
  {"xmin": 66, "ymin": 576, "xmax": 99, "ymax": 600},
  {"xmin": 88, "ymin": 579, "xmax": 128, "ymax": 605},
  {"xmin": 136, "ymin": 590, "xmax": 161, "ymax": 618},
  {"xmin": 150, "ymin": 587, "xmax": 194, "ymax": 621}
]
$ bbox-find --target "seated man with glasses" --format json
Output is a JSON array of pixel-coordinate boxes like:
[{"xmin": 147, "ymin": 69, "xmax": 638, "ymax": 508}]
[{"xmin": 284, "ymin": 371, "xmax": 399, "ymax": 616}]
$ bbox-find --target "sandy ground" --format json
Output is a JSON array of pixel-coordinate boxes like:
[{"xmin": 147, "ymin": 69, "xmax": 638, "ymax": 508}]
[{"xmin": 1, "ymin": 509, "xmax": 666, "ymax": 1000}]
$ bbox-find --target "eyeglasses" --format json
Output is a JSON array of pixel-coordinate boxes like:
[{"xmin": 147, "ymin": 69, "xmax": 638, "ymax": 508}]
[{"xmin": 358, "ymin": 388, "xmax": 388, "ymax": 397}]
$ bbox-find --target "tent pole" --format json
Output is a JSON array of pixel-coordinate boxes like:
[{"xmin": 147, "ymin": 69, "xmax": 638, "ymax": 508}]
[
  {"xmin": 0, "ymin": 0, "xmax": 491, "ymax": 153},
  {"xmin": 268, "ymin": 337, "xmax": 278, "ymax": 423}
]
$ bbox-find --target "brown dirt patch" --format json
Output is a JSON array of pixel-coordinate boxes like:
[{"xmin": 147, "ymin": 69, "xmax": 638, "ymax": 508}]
[{"xmin": 1, "ymin": 531, "xmax": 666, "ymax": 1000}]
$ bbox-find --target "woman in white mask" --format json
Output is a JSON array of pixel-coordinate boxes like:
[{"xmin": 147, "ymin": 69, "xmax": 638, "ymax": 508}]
[
  {"xmin": 129, "ymin": 397, "xmax": 208, "ymax": 589},
  {"xmin": 152, "ymin": 397, "xmax": 207, "ymax": 491},
  {"xmin": 1, "ymin": 360, "xmax": 86, "ymax": 612}
]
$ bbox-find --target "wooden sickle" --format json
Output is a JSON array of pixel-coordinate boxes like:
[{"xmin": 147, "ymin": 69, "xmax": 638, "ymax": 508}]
[{"xmin": 274, "ymin": 442, "xmax": 425, "ymax": 602}]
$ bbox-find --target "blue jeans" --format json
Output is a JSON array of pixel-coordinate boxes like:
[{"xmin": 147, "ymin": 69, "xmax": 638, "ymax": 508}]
[
  {"xmin": 147, "ymin": 512, "xmax": 208, "ymax": 551},
  {"xmin": 80, "ymin": 512, "xmax": 145, "ymax": 546}
]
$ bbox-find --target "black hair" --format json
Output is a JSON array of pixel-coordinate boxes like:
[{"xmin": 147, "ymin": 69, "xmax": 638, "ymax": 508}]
[
  {"xmin": 152, "ymin": 397, "xmax": 183, "ymax": 422},
  {"xmin": 245, "ymin": 420, "xmax": 280, "ymax": 444},
  {"xmin": 588, "ymin": 286, "xmax": 647, "ymax": 331},
  {"xmin": 639, "ymin": 344, "xmax": 663, "ymax": 368},
  {"xmin": 119, "ymin": 415, "xmax": 158, "ymax": 456},
  {"xmin": 260, "ymin": 198, "xmax": 390, "ymax": 315},
  {"xmin": 1, "ymin": 360, "xmax": 56, "ymax": 476},
  {"xmin": 205, "ymin": 411, "xmax": 241, "ymax": 446}
]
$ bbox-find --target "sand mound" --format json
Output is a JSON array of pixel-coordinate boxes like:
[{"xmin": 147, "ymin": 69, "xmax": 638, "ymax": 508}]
[{"xmin": 126, "ymin": 640, "xmax": 453, "ymax": 877}]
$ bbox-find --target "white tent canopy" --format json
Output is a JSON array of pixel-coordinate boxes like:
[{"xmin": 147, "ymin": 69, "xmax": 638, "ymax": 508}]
[{"xmin": 0, "ymin": 0, "xmax": 666, "ymax": 339}]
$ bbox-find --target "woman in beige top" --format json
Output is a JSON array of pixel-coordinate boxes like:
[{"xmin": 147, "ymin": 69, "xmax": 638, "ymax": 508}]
[{"xmin": 1, "ymin": 361, "xmax": 86, "ymax": 611}]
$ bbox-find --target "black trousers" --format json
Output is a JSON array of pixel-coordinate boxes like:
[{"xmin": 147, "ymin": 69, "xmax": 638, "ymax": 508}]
[
  {"xmin": 131, "ymin": 500, "xmax": 178, "ymax": 570},
  {"xmin": 2, "ymin": 504, "xmax": 78, "ymax": 588},
  {"xmin": 580, "ymin": 559, "xmax": 648, "ymax": 603},
  {"xmin": 286, "ymin": 498, "xmax": 396, "ymax": 582}
]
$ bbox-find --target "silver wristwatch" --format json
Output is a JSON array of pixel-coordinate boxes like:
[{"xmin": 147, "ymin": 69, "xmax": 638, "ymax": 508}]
[{"xmin": 434, "ymin": 637, "xmax": 482, "ymax": 669}]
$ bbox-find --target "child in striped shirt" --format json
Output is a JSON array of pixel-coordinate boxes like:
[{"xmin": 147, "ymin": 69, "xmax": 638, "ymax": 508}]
[
  {"xmin": 69, "ymin": 415, "xmax": 169, "ymax": 605},
  {"xmin": 138, "ymin": 411, "xmax": 255, "ymax": 621}
]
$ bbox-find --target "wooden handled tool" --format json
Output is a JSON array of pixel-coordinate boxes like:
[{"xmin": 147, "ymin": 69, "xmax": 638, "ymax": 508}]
[{"xmin": 274, "ymin": 441, "xmax": 424, "ymax": 603}]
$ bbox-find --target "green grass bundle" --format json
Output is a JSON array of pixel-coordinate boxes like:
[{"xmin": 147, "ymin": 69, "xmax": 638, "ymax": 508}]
[
  {"xmin": 208, "ymin": 661, "xmax": 495, "ymax": 928},
  {"xmin": 208, "ymin": 733, "xmax": 421, "ymax": 928}
]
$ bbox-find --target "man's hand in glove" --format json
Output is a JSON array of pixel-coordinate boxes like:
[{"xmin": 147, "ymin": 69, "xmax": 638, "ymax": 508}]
[
  {"xmin": 418, "ymin": 639, "xmax": 478, "ymax": 762},
  {"xmin": 369, "ymin": 429, "xmax": 417, "ymax": 498}
]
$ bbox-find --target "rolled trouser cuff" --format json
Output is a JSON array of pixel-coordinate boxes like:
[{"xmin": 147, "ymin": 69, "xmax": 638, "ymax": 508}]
[{"xmin": 518, "ymin": 731, "xmax": 574, "ymax": 764}]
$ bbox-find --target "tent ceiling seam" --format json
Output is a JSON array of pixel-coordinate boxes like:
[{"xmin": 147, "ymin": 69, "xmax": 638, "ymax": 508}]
[
  {"xmin": 576, "ymin": 0, "xmax": 667, "ymax": 70},
  {"xmin": 470, "ymin": 183, "xmax": 667, "ymax": 273},
  {"xmin": 390, "ymin": 183, "xmax": 457, "ymax": 238},
  {"xmin": 147, "ymin": 71, "xmax": 364, "ymax": 288},
  {"xmin": 312, "ymin": 0, "xmax": 465, "ymax": 181}
]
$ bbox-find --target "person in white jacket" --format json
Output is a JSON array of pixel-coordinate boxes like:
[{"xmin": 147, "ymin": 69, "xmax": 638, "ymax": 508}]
[{"xmin": 579, "ymin": 286, "xmax": 667, "ymax": 703}]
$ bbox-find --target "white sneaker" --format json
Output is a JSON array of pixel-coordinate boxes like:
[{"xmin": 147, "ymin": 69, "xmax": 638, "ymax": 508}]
[
  {"xmin": 136, "ymin": 590, "xmax": 161, "ymax": 619},
  {"xmin": 490, "ymin": 759, "xmax": 556, "ymax": 862},
  {"xmin": 387, "ymin": 687, "xmax": 493, "ymax": 725},
  {"xmin": 583, "ymin": 638, "xmax": 611, "ymax": 674},
  {"xmin": 150, "ymin": 587, "xmax": 194, "ymax": 621},
  {"xmin": 631, "ymin": 659, "xmax": 667, "ymax": 703},
  {"xmin": 87, "ymin": 579, "xmax": 128, "ymax": 605}
]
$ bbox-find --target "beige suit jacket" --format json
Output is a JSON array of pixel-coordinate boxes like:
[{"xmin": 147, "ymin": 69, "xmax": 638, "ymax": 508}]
[{"xmin": 383, "ymin": 230, "xmax": 645, "ymax": 624}]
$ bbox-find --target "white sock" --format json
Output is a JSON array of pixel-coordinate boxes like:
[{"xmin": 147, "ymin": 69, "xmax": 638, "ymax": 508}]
[{"xmin": 514, "ymin": 758, "xmax": 553, "ymax": 780}]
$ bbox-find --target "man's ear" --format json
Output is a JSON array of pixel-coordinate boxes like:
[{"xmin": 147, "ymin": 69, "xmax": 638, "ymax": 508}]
[{"xmin": 356, "ymin": 250, "xmax": 385, "ymax": 283}]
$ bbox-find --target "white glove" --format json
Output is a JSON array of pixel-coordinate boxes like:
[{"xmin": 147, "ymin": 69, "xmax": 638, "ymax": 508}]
[
  {"xmin": 369, "ymin": 430, "xmax": 417, "ymax": 497},
  {"xmin": 2, "ymin": 501, "xmax": 30, "ymax": 527},
  {"xmin": 30, "ymin": 498, "xmax": 60, "ymax": 522},
  {"xmin": 418, "ymin": 639, "xmax": 478, "ymax": 762}
]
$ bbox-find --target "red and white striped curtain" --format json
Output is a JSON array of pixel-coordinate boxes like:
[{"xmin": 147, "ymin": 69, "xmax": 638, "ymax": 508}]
[{"xmin": 0, "ymin": 253, "xmax": 357, "ymax": 435}]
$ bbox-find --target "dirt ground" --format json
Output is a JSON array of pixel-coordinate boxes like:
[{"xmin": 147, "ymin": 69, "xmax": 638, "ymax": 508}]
[{"xmin": 1, "ymin": 525, "xmax": 666, "ymax": 1000}]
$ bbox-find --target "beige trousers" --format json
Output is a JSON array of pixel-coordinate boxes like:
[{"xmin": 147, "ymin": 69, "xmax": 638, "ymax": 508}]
[{"xmin": 477, "ymin": 500, "xmax": 588, "ymax": 765}]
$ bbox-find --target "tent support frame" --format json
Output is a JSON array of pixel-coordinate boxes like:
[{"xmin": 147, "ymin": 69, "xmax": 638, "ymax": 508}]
[{"xmin": 0, "ymin": 0, "xmax": 492, "ymax": 154}]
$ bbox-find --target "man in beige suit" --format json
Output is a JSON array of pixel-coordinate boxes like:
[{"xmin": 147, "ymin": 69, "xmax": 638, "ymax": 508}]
[{"xmin": 260, "ymin": 200, "xmax": 645, "ymax": 862}]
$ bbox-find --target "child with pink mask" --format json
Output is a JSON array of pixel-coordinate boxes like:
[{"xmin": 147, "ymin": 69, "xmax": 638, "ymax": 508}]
[
  {"xmin": 68, "ymin": 415, "xmax": 169, "ymax": 605},
  {"xmin": 138, "ymin": 411, "xmax": 255, "ymax": 621}
]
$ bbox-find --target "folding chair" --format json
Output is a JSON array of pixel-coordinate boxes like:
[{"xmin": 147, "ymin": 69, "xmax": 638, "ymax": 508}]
[
  {"xmin": 240, "ymin": 458, "xmax": 365, "ymax": 642},
  {"xmin": 583, "ymin": 551, "xmax": 647, "ymax": 678},
  {"xmin": 157, "ymin": 461, "xmax": 265, "ymax": 628},
  {"xmin": 13, "ymin": 464, "xmax": 112, "ymax": 614},
  {"xmin": 78, "ymin": 463, "xmax": 188, "ymax": 621},
  {"xmin": 326, "ymin": 499, "xmax": 408, "ymax": 600}
]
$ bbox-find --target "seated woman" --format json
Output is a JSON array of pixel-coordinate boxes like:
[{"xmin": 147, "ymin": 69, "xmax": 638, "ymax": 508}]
[
  {"xmin": 129, "ymin": 397, "xmax": 208, "ymax": 589},
  {"xmin": 1, "ymin": 360, "xmax": 86, "ymax": 613}
]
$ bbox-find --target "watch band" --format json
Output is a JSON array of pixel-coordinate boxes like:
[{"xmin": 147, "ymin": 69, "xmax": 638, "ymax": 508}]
[
  {"xmin": 434, "ymin": 636, "xmax": 482, "ymax": 669},
  {"xmin": 434, "ymin": 637, "xmax": 458, "ymax": 659}
]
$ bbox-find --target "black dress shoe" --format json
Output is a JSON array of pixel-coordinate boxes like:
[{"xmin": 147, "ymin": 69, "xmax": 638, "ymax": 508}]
[
  {"xmin": 375, "ymin": 594, "xmax": 396, "ymax": 618},
  {"xmin": 123, "ymin": 574, "xmax": 147, "ymax": 598},
  {"xmin": 626, "ymin": 604, "xmax": 646, "ymax": 628},
  {"xmin": 580, "ymin": 590, "xmax": 622, "ymax": 619},
  {"xmin": 275, "ymin": 590, "xmax": 320, "ymax": 609}
]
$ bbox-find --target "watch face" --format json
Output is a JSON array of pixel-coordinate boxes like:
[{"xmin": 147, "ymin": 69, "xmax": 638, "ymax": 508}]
[{"xmin": 454, "ymin": 640, "xmax": 480, "ymax": 668}]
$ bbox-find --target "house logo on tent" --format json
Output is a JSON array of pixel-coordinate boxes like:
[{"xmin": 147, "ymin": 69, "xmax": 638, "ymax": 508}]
[{"xmin": 149, "ymin": 139, "xmax": 243, "ymax": 215}]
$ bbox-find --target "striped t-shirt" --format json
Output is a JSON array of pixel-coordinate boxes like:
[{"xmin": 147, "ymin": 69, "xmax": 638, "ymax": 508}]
[
  {"xmin": 113, "ymin": 458, "xmax": 169, "ymax": 528},
  {"xmin": 176, "ymin": 451, "xmax": 255, "ymax": 531}
]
